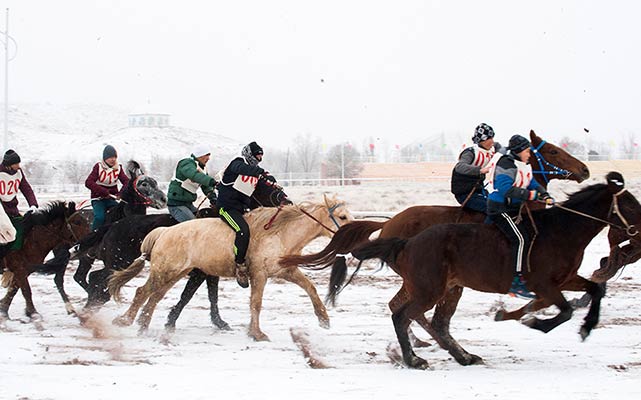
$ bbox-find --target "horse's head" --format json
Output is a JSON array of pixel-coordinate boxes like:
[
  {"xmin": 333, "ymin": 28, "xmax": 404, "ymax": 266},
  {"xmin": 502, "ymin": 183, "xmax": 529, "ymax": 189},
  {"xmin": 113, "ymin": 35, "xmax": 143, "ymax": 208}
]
[
  {"xmin": 23, "ymin": 201, "xmax": 92, "ymax": 245},
  {"xmin": 530, "ymin": 130, "xmax": 590, "ymax": 185},
  {"xmin": 605, "ymin": 172, "xmax": 641, "ymax": 236},
  {"xmin": 133, "ymin": 175, "xmax": 167, "ymax": 209},
  {"xmin": 251, "ymin": 176, "xmax": 292, "ymax": 208},
  {"xmin": 322, "ymin": 194, "xmax": 354, "ymax": 231}
]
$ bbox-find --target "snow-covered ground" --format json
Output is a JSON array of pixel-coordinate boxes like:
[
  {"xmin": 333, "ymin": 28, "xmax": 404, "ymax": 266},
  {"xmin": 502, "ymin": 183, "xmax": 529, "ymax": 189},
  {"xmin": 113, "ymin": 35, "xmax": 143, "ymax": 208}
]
[{"xmin": 2, "ymin": 178, "xmax": 641, "ymax": 399}]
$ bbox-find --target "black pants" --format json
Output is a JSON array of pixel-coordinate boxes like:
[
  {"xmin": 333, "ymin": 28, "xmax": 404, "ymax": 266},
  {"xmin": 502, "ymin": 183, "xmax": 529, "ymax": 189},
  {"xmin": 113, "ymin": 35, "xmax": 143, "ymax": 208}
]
[
  {"xmin": 218, "ymin": 207, "xmax": 250, "ymax": 264},
  {"xmin": 489, "ymin": 212, "xmax": 531, "ymax": 274}
]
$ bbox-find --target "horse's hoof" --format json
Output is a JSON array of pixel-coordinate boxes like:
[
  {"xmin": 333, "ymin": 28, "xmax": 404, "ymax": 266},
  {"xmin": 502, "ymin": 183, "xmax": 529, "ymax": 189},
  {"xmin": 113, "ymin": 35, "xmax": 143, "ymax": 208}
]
[
  {"xmin": 164, "ymin": 324, "xmax": 176, "ymax": 334},
  {"xmin": 579, "ymin": 326, "xmax": 591, "ymax": 341},
  {"xmin": 467, "ymin": 354, "xmax": 484, "ymax": 365},
  {"xmin": 521, "ymin": 316, "xmax": 537, "ymax": 328},
  {"xmin": 318, "ymin": 318, "xmax": 330, "ymax": 329},
  {"xmin": 407, "ymin": 356, "xmax": 430, "ymax": 370},
  {"xmin": 29, "ymin": 312, "xmax": 42, "ymax": 322},
  {"xmin": 494, "ymin": 309, "xmax": 506, "ymax": 321},
  {"xmin": 112, "ymin": 315, "xmax": 132, "ymax": 327},
  {"xmin": 411, "ymin": 337, "xmax": 432, "ymax": 348},
  {"xmin": 65, "ymin": 303, "xmax": 77, "ymax": 316},
  {"xmin": 250, "ymin": 331, "xmax": 271, "ymax": 342},
  {"xmin": 212, "ymin": 318, "xmax": 231, "ymax": 331}
]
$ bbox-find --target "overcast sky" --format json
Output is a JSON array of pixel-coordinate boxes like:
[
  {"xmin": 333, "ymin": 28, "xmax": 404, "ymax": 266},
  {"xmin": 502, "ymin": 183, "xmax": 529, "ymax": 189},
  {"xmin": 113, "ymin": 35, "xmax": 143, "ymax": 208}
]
[{"xmin": 2, "ymin": 0, "xmax": 641, "ymax": 149}]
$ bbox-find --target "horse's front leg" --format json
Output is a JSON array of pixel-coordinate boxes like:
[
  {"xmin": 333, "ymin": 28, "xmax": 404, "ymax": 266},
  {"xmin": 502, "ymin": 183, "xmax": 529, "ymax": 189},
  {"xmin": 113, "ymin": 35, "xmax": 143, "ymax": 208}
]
[
  {"xmin": 558, "ymin": 275, "xmax": 606, "ymax": 340},
  {"xmin": 277, "ymin": 267, "xmax": 329, "ymax": 329},
  {"xmin": 248, "ymin": 270, "xmax": 269, "ymax": 341},
  {"xmin": 53, "ymin": 268, "xmax": 76, "ymax": 315},
  {"xmin": 205, "ymin": 274, "xmax": 230, "ymax": 330},
  {"xmin": 494, "ymin": 298, "xmax": 550, "ymax": 322},
  {"xmin": 0, "ymin": 282, "xmax": 19, "ymax": 318}
]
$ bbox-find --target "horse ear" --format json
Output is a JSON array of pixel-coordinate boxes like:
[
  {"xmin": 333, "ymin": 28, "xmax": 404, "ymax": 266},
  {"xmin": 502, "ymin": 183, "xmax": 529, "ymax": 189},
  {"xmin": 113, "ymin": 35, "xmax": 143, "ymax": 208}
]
[
  {"xmin": 606, "ymin": 171, "xmax": 625, "ymax": 192},
  {"xmin": 67, "ymin": 201, "xmax": 77, "ymax": 215},
  {"xmin": 529, "ymin": 130, "xmax": 540, "ymax": 145},
  {"xmin": 323, "ymin": 193, "xmax": 330, "ymax": 208}
]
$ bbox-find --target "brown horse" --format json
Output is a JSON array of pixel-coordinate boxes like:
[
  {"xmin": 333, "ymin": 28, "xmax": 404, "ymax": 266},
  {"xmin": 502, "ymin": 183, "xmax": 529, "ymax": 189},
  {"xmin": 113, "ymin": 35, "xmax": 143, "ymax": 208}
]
[
  {"xmin": 346, "ymin": 172, "xmax": 640, "ymax": 369},
  {"xmin": 0, "ymin": 201, "xmax": 91, "ymax": 320},
  {"xmin": 107, "ymin": 196, "xmax": 353, "ymax": 340}
]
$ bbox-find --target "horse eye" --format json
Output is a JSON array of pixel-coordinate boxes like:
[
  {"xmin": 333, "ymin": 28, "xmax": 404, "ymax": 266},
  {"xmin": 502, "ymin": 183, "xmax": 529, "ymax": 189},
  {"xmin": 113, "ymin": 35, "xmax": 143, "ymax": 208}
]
[
  {"xmin": 339, "ymin": 215, "xmax": 347, "ymax": 220},
  {"xmin": 550, "ymin": 150, "xmax": 558, "ymax": 155}
]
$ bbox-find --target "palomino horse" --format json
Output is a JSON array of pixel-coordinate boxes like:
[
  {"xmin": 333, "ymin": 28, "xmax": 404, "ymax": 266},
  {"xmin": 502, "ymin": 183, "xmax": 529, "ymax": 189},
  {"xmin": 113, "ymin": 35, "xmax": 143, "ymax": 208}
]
[
  {"xmin": 0, "ymin": 201, "xmax": 91, "ymax": 319},
  {"xmin": 347, "ymin": 172, "xmax": 641, "ymax": 369},
  {"xmin": 108, "ymin": 196, "xmax": 353, "ymax": 341}
]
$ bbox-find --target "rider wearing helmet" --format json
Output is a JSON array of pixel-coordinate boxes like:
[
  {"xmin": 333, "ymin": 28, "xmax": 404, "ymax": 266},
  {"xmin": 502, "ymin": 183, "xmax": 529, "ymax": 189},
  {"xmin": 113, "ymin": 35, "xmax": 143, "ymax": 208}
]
[
  {"xmin": 451, "ymin": 123, "xmax": 504, "ymax": 213},
  {"xmin": 487, "ymin": 134, "xmax": 554, "ymax": 298},
  {"xmin": 216, "ymin": 141, "xmax": 267, "ymax": 288}
]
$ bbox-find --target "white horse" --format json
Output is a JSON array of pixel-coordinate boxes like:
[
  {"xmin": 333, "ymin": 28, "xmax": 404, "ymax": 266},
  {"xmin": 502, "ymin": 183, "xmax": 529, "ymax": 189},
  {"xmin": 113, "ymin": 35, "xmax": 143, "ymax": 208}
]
[
  {"xmin": 0, "ymin": 205, "xmax": 16, "ymax": 245},
  {"xmin": 108, "ymin": 195, "xmax": 353, "ymax": 341}
]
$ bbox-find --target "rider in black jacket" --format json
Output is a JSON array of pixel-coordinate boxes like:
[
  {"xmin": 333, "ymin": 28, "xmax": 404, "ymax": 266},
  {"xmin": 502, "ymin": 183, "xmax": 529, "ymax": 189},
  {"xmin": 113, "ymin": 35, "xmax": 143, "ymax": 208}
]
[{"xmin": 216, "ymin": 142, "xmax": 266, "ymax": 288}]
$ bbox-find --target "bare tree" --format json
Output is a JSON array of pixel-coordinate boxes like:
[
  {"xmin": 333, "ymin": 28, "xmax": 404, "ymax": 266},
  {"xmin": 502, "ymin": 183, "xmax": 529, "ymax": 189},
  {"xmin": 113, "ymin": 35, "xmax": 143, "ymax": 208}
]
[
  {"xmin": 292, "ymin": 133, "xmax": 321, "ymax": 173},
  {"xmin": 619, "ymin": 133, "xmax": 639, "ymax": 160},
  {"xmin": 323, "ymin": 144, "xmax": 363, "ymax": 179},
  {"xmin": 558, "ymin": 136, "xmax": 585, "ymax": 157},
  {"xmin": 150, "ymin": 155, "xmax": 177, "ymax": 182}
]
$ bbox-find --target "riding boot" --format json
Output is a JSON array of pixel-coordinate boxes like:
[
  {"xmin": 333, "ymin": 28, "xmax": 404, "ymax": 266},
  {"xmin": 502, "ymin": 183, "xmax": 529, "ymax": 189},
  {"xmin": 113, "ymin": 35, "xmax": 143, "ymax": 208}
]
[
  {"xmin": 508, "ymin": 274, "xmax": 535, "ymax": 299},
  {"xmin": 235, "ymin": 262, "xmax": 250, "ymax": 288}
]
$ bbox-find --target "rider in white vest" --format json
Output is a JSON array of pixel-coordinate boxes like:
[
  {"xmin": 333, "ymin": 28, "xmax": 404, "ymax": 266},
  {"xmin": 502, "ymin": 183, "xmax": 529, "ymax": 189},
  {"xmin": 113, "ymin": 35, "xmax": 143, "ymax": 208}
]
[
  {"xmin": 167, "ymin": 145, "xmax": 217, "ymax": 223},
  {"xmin": 85, "ymin": 145, "xmax": 129, "ymax": 230},
  {"xmin": 451, "ymin": 123, "xmax": 505, "ymax": 213},
  {"xmin": 487, "ymin": 134, "xmax": 554, "ymax": 298},
  {"xmin": 0, "ymin": 149, "xmax": 39, "ymax": 250},
  {"xmin": 217, "ymin": 142, "xmax": 267, "ymax": 288}
]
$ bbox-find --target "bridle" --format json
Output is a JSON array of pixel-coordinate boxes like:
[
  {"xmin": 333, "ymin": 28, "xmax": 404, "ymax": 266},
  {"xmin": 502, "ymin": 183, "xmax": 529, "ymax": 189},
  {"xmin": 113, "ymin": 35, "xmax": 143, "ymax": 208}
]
[
  {"xmin": 530, "ymin": 140, "xmax": 573, "ymax": 185},
  {"xmin": 129, "ymin": 175, "xmax": 154, "ymax": 206},
  {"xmin": 552, "ymin": 189, "xmax": 639, "ymax": 237}
]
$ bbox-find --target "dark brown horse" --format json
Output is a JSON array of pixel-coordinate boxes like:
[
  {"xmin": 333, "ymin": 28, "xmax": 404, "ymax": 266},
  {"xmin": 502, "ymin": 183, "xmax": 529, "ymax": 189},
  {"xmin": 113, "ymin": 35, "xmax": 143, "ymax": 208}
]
[
  {"xmin": 345, "ymin": 172, "xmax": 640, "ymax": 368},
  {"xmin": 0, "ymin": 201, "xmax": 91, "ymax": 320}
]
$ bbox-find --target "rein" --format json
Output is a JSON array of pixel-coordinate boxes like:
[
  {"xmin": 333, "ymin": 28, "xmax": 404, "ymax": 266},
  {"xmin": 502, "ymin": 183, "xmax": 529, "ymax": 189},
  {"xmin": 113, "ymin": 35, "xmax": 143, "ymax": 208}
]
[
  {"xmin": 298, "ymin": 202, "xmax": 346, "ymax": 235},
  {"xmin": 130, "ymin": 176, "xmax": 154, "ymax": 206},
  {"xmin": 552, "ymin": 189, "xmax": 639, "ymax": 237},
  {"xmin": 530, "ymin": 140, "xmax": 573, "ymax": 185}
]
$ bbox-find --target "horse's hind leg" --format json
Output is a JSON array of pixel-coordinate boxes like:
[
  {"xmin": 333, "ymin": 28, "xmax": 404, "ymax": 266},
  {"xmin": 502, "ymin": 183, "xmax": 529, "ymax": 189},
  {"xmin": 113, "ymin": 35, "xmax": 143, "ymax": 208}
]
[
  {"xmin": 277, "ymin": 267, "xmax": 329, "ymax": 329},
  {"xmin": 165, "ymin": 269, "xmax": 206, "ymax": 331},
  {"xmin": 85, "ymin": 268, "xmax": 113, "ymax": 310},
  {"xmin": 113, "ymin": 280, "xmax": 154, "ymax": 327},
  {"xmin": 427, "ymin": 286, "xmax": 483, "ymax": 366},
  {"xmin": 389, "ymin": 288, "xmax": 432, "ymax": 348},
  {"xmin": 73, "ymin": 255, "xmax": 94, "ymax": 292},
  {"xmin": 0, "ymin": 283, "xmax": 19, "ymax": 318},
  {"xmin": 137, "ymin": 272, "xmax": 187, "ymax": 333},
  {"xmin": 391, "ymin": 288, "xmax": 433, "ymax": 370},
  {"xmin": 495, "ymin": 298, "xmax": 549, "ymax": 322},
  {"xmin": 205, "ymin": 274, "xmax": 230, "ymax": 330}
]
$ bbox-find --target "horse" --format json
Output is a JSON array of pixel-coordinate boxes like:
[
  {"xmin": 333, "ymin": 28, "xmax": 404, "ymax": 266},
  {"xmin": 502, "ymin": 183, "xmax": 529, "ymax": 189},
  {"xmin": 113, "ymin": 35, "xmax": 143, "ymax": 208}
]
[
  {"xmin": 74, "ymin": 176, "xmax": 290, "ymax": 329},
  {"xmin": 0, "ymin": 201, "xmax": 92, "ymax": 319},
  {"xmin": 73, "ymin": 160, "xmax": 167, "ymax": 292},
  {"xmin": 339, "ymin": 172, "xmax": 641, "ymax": 369},
  {"xmin": 108, "ymin": 195, "xmax": 353, "ymax": 341}
]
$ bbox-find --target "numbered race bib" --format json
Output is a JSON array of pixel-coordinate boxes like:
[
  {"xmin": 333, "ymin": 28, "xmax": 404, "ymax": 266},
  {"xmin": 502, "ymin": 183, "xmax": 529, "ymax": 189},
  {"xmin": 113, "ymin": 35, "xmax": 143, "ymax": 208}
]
[
  {"xmin": 513, "ymin": 159, "xmax": 533, "ymax": 189},
  {"xmin": 232, "ymin": 175, "xmax": 258, "ymax": 197},
  {"xmin": 0, "ymin": 170, "xmax": 23, "ymax": 202},
  {"xmin": 472, "ymin": 145, "xmax": 496, "ymax": 168},
  {"xmin": 97, "ymin": 162, "xmax": 121, "ymax": 187},
  {"xmin": 484, "ymin": 153, "xmax": 503, "ymax": 194}
]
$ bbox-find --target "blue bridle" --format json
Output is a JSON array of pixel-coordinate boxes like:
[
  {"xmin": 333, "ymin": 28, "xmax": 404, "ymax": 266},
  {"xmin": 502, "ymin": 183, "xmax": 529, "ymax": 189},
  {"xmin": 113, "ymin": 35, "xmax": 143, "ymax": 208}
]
[{"xmin": 530, "ymin": 140, "xmax": 573, "ymax": 185}]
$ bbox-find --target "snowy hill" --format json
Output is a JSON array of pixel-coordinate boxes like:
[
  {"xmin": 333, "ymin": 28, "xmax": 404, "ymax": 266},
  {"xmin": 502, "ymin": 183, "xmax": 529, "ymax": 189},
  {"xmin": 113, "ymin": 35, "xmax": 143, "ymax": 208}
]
[{"xmin": 4, "ymin": 103, "xmax": 243, "ymax": 169}]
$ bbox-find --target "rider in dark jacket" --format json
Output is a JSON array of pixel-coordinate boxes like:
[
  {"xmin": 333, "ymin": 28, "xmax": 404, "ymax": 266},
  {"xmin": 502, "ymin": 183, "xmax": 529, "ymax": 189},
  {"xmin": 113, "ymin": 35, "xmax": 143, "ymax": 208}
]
[
  {"xmin": 451, "ymin": 123, "xmax": 504, "ymax": 213},
  {"xmin": 216, "ymin": 142, "xmax": 266, "ymax": 288}
]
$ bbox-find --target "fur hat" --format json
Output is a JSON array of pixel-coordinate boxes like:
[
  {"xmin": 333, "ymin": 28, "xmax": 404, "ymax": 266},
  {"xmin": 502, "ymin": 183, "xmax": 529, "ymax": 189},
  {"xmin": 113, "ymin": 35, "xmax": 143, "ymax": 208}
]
[
  {"xmin": 192, "ymin": 145, "xmax": 211, "ymax": 158},
  {"xmin": 2, "ymin": 149, "xmax": 21, "ymax": 166},
  {"xmin": 103, "ymin": 145, "xmax": 117, "ymax": 161}
]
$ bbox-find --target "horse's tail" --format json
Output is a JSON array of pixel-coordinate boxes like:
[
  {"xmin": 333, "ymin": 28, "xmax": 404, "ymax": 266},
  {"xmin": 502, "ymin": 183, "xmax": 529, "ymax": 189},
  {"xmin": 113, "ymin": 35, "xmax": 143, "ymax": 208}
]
[
  {"xmin": 326, "ymin": 237, "xmax": 408, "ymax": 306},
  {"xmin": 108, "ymin": 226, "xmax": 167, "ymax": 302},
  {"xmin": 279, "ymin": 220, "xmax": 385, "ymax": 269},
  {"xmin": 70, "ymin": 224, "xmax": 112, "ymax": 259}
]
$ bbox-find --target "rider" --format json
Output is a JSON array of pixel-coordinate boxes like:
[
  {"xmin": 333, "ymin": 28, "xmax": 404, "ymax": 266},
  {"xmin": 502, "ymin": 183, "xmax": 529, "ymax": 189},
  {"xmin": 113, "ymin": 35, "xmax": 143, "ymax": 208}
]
[
  {"xmin": 167, "ymin": 146, "xmax": 217, "ymax": 223},
  {"xmin": 0, "ymin": 149, "xmax": 39, "ymax": 250},
  {"xmin": 487, "ymin": 134, "xmax": 554, "ymax": 298},
  {"xmin": 85, "ymin": 145, "xmax": 129, "ymax": 230},
  {"xmin": 216, "ymin": 141, "xmax": 267, "ymax": 288},
  {"xmin": 451, "ymin": 123, "xmax": 505, "ymax": 213}
]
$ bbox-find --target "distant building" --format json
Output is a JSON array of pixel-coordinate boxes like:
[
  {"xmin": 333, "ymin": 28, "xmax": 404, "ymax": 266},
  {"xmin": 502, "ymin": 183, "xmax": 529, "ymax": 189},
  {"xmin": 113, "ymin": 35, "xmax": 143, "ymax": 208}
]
[{"xmin": 128, "ymin": 113, "xmax": 171, "ymax": 127}]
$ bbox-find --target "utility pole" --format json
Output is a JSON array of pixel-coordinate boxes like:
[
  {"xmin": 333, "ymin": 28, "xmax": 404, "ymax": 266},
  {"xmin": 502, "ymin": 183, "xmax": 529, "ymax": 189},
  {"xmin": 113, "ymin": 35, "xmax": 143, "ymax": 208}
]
[
  {"xmin": 340, "ymin": 142, "xmax": 345, "ymax": 186},
  {"xmin": 3, "ymin": 8, "xmax": 9, "ymax": 151}
]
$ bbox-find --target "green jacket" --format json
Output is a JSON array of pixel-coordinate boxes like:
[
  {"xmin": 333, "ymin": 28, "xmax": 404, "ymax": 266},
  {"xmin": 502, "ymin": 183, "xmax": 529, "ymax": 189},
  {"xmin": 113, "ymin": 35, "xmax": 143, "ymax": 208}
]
[{"xmin": 167, "ymin": 156, "xmax": 217, "ymax": 206}]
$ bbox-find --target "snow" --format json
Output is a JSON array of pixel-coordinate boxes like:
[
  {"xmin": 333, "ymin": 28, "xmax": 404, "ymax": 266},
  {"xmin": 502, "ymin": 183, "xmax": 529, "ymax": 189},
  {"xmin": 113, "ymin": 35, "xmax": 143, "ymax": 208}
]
[{"xmin": 2, "ymin": 179, "xmax": 641, "ymax": 399}]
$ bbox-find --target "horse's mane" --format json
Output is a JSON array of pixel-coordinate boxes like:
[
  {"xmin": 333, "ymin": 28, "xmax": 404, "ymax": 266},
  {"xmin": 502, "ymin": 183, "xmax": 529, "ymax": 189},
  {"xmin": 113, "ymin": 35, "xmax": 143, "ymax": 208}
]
[
  {"xmin": 24, "ymin": 201, "xmax": 70, "ymax": 227},
  {"xmin": 247, "ymin": 199, "xmax": 339, "ymax": 242}
]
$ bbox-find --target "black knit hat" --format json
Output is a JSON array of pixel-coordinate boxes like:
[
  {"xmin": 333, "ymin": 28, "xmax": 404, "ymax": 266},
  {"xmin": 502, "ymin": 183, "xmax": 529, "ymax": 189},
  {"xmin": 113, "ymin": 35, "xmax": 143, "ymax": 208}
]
[
  {"xmin": 248, "ymin": 141, "xmax": 263, "ymax": 156},
  {"xmin": 508, "ymin": 135, "xmax": 531, "ymax": 154},
  {"xmin": 103, "ymin": 145, "xmax": 117, "ymax": 160},
  {"xmin": 2, "ymin": 149, "xmax": 21, "ymax": 166}
]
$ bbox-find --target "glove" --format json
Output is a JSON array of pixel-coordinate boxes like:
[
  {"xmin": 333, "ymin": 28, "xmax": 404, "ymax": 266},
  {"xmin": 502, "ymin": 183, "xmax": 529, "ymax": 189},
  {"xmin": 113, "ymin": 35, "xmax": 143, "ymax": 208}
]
[
  {"xmin": 29, "ymin": 205, "xmax": 39, "ymax": 212},
  {"xmin": 539, "ymin": 192, "xmax": 555, "ymax": 205}
]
